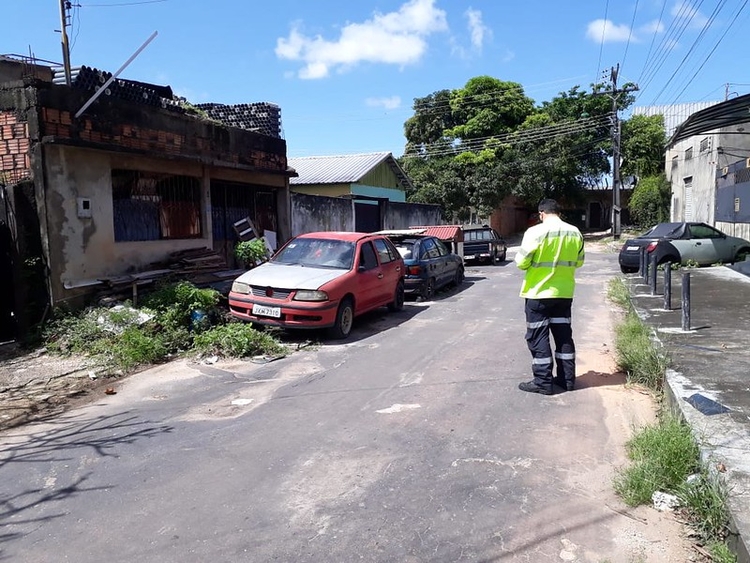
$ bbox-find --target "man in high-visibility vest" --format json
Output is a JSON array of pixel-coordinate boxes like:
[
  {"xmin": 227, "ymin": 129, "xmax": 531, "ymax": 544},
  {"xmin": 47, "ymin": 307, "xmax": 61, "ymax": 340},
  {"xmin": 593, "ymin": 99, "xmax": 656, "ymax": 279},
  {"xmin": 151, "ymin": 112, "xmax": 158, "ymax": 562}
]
[{"xmin": 514, "ymin": 199, "xmax": 585, "ymax": 395}]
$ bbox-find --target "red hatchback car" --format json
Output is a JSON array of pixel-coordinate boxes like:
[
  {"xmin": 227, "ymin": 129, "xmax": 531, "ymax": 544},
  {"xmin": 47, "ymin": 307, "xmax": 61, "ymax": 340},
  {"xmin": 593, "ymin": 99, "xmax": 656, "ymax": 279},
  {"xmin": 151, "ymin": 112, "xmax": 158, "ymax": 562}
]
[{"xmin": 228, "ymin": 232, "xmax": 405, "ymax": 339}]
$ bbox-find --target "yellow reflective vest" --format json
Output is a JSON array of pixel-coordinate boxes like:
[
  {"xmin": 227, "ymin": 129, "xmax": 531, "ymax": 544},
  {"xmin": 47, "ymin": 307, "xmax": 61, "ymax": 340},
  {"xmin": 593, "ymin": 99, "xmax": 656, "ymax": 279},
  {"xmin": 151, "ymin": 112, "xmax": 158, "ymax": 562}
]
[{"xmin": 514, "ymin": 215, "xmax": 585, "ymax": 298}]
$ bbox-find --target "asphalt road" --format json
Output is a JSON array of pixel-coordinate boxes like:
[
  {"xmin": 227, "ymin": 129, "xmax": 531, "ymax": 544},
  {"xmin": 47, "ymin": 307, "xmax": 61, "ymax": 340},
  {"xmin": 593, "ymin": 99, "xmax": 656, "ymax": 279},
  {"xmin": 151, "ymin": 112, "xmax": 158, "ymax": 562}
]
[{"xmin": 0, "ymin": 246, "xmax": 687, "ymax": 562}]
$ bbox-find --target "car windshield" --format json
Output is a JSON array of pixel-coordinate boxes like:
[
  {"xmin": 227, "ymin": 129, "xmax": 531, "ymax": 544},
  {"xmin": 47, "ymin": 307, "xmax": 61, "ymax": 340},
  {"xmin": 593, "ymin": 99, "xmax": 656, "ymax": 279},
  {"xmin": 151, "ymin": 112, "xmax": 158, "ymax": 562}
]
[
  {"xmin": 272, "ymin": 238, "xmax": 354, "ymax": 269},
  {"xmin": 641, "ymin": 223, "xmax": 684, "ymax": 238}
]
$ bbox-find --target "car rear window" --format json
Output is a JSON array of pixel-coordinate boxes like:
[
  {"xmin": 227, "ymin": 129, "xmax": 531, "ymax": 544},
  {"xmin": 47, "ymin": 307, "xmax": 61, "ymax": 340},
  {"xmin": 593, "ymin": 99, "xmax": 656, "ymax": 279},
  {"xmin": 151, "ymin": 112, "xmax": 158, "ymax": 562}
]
[
  {"xmin": 394, "ymin": 241, "xmax": 414, "ymax": 260},
  {"xmin": 643, "ymin": 223, "xmax": 684, "ymax": 237}
]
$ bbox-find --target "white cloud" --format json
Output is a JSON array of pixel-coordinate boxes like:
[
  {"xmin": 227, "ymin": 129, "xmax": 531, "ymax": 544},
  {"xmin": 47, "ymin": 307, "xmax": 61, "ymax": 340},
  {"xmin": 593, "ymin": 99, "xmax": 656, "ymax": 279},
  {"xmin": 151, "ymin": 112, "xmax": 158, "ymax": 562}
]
[
  {"xmin": 465, "ymin": 8, "xmax": 490, "ymax": 50},
  {"xmin": 585, "ymin": 19, "xmax": 634, "ymax": 43},
  {"xmin": 641, "ymin": 19, "xmax": 665, "ymax": 34},
  {"xmin": 671, "ymin": 1, "xmax": 708, "ymax": 28},
  {"xmin": 501, "ymin": 49, "xmax": 515, "ymax": 63},
  {"xmin": 275, "ymin": 0, "xmax": 448, "ymax": 79},
  {"xmin": 365, "ymin": 96, "xmax": 402, "ymax": 110}
]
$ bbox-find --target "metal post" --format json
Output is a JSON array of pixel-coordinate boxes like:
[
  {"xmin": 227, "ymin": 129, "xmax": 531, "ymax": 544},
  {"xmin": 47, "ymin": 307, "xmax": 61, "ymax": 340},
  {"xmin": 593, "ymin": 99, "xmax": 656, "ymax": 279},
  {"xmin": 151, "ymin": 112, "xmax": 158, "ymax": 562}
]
[
  {"xmin": 639, "ymin": 247, "xmax": 646, "ymax": 277},
  {"xmin": 663, "ymin": 263, "xmax": 672, "ymax": 310},
  {"xmin": 643, "ymin": 251, "xmax": 650, "ymax": 282},
  {"xmin": 59, "ymin": 0, "xmax": 72, "ymax": 86},
  {"xmin": 649, "ymin": 254, "xmax": 658, "ymax": 295},
  {"xmin": 681, "ymin": 272, "xmax": 691, "ymax": 331},
  {"xmin": 75, "ymin": 31, "xmax": 159, "ymax": 119}
]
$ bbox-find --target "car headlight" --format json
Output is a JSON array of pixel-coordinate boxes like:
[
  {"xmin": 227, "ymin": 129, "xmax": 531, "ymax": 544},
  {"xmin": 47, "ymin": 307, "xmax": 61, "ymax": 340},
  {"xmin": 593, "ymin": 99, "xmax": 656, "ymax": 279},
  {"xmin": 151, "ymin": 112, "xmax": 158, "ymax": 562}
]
[
  {"xmin": 231, "ymin": 281, "xmax": 250, "ymax": 294},
  {"xmin": 294, "ymin": 290, "xmax": 329, "ymax": 302}
]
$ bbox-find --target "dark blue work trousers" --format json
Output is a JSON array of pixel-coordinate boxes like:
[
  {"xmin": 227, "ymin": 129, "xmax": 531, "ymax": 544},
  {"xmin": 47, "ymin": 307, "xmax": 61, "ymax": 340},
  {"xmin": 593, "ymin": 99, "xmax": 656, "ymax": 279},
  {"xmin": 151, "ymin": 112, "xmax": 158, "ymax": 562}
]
[{"xmin": 524, "ymin": 298, "xmax": 576, "ymax": 391}]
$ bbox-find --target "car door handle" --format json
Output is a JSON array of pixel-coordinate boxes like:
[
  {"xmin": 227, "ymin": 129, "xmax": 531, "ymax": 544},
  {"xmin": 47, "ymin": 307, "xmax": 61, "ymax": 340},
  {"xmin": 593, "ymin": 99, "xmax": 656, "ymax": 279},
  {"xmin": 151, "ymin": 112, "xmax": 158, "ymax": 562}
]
[
  {"xmin": 696, "ymin": 242, "xmax": 702, "ymax": 245},
  {"xmin": 395, "ymin": 266, "xmax": 401, "ymax": 272},
  {"xmin": 378, "ymin": 273, "xmax": 384, "ymax": 279}
]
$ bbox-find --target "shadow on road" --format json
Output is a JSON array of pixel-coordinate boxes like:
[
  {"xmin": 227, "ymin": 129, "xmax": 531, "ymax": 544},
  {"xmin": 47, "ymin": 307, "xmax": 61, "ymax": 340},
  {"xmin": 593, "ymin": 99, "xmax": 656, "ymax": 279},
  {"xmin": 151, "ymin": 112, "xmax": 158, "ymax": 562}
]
[{"xmin": 575, "ymin": 369, "xmax": 627, "ymax": 389}]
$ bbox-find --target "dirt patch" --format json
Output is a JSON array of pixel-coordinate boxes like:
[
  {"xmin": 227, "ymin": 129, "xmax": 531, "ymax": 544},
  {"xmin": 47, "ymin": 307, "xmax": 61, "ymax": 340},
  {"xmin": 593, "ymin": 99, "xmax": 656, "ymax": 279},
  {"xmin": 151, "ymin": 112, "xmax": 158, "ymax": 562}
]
[{"xmin": 0, "ymin": 343, "xmax": 119, "ymax": 431}]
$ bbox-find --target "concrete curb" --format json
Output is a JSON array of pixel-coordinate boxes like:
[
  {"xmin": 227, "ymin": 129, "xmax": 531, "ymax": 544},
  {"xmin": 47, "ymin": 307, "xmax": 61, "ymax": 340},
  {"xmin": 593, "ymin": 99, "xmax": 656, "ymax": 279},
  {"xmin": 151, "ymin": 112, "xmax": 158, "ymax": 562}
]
[{"xmin": 664, "ymin": 369, "xmax": 750, "ymax": 562}]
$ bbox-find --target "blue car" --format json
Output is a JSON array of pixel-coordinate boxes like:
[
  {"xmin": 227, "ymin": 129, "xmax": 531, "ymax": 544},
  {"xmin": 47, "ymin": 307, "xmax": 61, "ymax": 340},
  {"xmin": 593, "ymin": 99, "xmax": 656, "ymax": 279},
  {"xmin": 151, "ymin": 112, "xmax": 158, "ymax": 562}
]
[{"xmin": 382, "ymin": 232, "xmax": 464, "ymax": 300}]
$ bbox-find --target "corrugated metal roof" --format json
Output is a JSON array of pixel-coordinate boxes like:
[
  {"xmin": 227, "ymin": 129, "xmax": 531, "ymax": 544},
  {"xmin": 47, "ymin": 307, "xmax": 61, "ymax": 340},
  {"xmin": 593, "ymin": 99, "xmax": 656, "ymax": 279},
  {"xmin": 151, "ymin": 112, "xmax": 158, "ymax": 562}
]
[
  {"xmin": 632, "ymin": 101, "xmax": 722, "ymax": 138},
  {"xmin": 411, "ymin": 225, "xmax": 463, "ymax": 242},
  {"xmin": 288, "ymin": 152, "xmax": 413, "ymax": 191}
]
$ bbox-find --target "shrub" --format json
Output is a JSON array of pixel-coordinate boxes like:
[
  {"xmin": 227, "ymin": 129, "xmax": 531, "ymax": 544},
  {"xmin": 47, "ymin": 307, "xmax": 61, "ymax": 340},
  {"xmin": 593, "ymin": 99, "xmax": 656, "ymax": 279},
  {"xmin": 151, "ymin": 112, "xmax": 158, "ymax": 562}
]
[
  {"xmin": 235, "ymin": 238, "xmax": 269, "ymax": 266},
  {"xmin": 193, "ymin": 323, "xmax": 286, "ymax": 358}
]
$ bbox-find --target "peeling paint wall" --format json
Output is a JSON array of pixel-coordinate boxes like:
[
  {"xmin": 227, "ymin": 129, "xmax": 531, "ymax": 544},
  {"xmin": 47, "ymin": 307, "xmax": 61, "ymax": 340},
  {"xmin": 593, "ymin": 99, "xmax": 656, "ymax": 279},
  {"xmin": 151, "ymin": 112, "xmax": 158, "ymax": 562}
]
[
  {"xmin": 384, "ymin": 201, "xmax": 442, "ymax": 229},
  {"xmin": 42, "ymin": 145, "xmax": 214, "ymax": 302},
  {"xmin": 291, "ymin": 193, "xmax": 353, "ymax": 235}
]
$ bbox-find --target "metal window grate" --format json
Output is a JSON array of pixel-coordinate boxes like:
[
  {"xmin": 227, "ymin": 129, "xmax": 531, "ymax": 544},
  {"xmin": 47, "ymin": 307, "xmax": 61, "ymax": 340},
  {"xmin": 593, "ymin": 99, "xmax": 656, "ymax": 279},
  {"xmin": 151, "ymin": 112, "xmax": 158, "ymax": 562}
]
[{"xmin": 112, "ymin": 169, "xmax": 202, "ymax": 242}]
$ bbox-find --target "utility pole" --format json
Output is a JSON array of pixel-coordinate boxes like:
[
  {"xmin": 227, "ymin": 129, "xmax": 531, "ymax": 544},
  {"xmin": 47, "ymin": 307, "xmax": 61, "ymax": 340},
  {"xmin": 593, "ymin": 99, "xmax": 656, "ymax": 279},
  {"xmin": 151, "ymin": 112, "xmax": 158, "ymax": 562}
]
[
  {"xmin": 607, "ymin": 64, "xmax": 638, "ymax": 240},
  {"xmin": 58, "ymin": 0, "xmax": 72, "ymax": 86}
]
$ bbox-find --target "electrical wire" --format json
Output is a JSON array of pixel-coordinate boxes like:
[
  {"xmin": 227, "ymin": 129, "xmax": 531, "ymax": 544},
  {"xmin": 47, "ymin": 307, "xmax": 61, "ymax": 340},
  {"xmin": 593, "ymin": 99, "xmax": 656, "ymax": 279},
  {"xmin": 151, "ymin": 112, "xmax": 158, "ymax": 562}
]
[
  {"xmin": 595, "ymin": 0, "xmax": 610, "ymax": 84},
  {"xmin": 637, "ymin": 0, "xmax": 707, "ymax": 99},
  {"xmin": 82, "ymin": 0, "xmax": 168, "ymax": 6},
  {"xmin": 650, "ymin": 0, "xmax": 730, "ymax": 105},
  {"xmin": 621, "ymin": 0, "xmax": 641, "ymax": 74},
  {"xmin": 403, "ymin": 116, "xmax": 612, "ymax": 158},
  {"xmin": 638, "ymin": 0, "xmax": 668, "ymax": 86},
  {"xmin": 665, "ymin": 0, "xmax": 750, "ymax": 106}
]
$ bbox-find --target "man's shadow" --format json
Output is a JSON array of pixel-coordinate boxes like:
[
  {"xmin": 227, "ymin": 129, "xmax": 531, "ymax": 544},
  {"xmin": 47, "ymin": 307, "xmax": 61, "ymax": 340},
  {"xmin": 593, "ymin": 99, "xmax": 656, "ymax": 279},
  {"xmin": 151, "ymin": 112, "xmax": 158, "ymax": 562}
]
[{"xmin": 575, "ymin": 369, "xmax": 627, "ymax": 389}]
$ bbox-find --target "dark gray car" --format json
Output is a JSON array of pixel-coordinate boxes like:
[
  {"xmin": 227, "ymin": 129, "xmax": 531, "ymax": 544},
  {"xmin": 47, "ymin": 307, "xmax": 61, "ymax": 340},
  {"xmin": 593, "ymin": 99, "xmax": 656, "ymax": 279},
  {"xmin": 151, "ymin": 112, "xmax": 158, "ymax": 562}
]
[{"xmin": 618, "ymin": 222, "xmax": 750, "ymax": 273}]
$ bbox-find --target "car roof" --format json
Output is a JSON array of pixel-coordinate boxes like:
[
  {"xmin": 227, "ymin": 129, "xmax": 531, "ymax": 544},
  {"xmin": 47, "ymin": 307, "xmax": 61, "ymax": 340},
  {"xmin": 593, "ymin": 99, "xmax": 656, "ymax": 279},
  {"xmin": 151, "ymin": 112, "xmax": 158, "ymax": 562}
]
[{"xmin": 296, "ymin": 231, "xmax": 378, "ymax": 242}]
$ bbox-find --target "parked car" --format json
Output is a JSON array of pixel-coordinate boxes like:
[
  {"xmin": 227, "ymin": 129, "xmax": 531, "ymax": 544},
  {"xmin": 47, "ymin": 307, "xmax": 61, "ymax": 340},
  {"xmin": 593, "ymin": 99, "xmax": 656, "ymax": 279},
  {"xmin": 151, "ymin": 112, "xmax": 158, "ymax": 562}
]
[
  {"xmin": 462, "ymin": 225, "xmax": 507, "ymax": 265},
  {"xmin": 380, "ymin": 231, "xmax": 464, "ymax": 300},
  {"xmin": 228, "ymin": 232, "xmax": 405, "ymax": 339},
  {"xmin": 618, "ymin": 222, "xmax": 750, "ymax": 273}
]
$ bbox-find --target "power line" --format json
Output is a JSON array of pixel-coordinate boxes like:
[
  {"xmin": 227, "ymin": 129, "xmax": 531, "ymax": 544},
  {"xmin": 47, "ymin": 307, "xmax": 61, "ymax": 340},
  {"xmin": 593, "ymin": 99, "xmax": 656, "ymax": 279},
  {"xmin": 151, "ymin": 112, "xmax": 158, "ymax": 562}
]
[
  {"xmin": 665, "ymin": 0, "xmax": 750, "ymax": 106},
  {"xmin": 621, "ymin": 0, "xmax": 641, "ymax": 74},
  {"xmin": 650, "ymin": 0, "xmax": 730, "ymax": 105},
  {"xmin": 81, "ymin": 0, "xmax": 168, "ymax": 6},
  {"xmin": 595, "ymin": 0, "xmax": 610, "ymax": 84},
  {"xmin": 637, "ymin": 0, "xmax": 707, "ymax": 99}
]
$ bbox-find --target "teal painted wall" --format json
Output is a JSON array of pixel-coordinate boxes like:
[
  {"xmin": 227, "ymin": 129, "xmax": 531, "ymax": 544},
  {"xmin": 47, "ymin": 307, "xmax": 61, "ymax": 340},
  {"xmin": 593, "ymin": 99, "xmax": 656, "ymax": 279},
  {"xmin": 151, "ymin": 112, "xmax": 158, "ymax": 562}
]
[{"xmin": 352, "ymin": 184, "xmax": 406, "ymax": 202}]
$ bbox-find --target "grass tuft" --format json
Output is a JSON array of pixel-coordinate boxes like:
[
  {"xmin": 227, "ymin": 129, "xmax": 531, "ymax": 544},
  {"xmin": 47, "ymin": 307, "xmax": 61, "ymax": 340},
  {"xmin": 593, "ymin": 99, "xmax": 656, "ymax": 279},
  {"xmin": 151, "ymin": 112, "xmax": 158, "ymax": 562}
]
[
  {"xmin": 614, "ymin": 415, "xmax": 700, "ymax": 506},
  {"xmin": 193, "ymin": 323, "xmax": 287, "ymax": 358}
]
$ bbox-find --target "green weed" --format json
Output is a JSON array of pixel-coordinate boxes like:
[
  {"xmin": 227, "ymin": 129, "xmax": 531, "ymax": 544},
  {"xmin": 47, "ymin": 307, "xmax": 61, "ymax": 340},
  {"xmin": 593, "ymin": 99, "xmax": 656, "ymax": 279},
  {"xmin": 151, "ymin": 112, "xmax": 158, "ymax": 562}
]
[
  {"xmin": 193, "ymin": 323, "xmax": 287, "ymax": 358},
  {"xmin": 607, "ymin": 277, "xmax": 631, "ymax": 309},
  {"xmin": 614, "ymin": 312, "xmax": 669, "ymax": 390},
  {"xmin": 614, "ymin": 415, "xmax": 699, "ymax": 506},
  {"xmin": 678, "ymin": 472, "xmax": 731, "ymax": 544}
]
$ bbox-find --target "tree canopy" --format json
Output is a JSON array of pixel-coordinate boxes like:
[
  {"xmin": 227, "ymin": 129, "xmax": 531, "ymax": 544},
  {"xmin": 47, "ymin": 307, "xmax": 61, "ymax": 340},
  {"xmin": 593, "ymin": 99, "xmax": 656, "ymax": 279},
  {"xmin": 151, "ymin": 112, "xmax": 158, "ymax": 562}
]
[{"xmin": 399, "ymin": 76, "xmax": 646, "ymax": 221}]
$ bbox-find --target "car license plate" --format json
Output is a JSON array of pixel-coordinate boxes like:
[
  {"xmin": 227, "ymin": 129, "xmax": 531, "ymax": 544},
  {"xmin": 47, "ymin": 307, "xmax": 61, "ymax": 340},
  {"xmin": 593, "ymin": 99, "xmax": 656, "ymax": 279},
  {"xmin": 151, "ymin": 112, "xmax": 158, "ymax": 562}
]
[
  {"xmin": 252, "ymin": 304, "xmax": 281, "ymax": 318},
  {"xmin": 626, "ymin": 246, "xmax": 639, "ymax": 251}
]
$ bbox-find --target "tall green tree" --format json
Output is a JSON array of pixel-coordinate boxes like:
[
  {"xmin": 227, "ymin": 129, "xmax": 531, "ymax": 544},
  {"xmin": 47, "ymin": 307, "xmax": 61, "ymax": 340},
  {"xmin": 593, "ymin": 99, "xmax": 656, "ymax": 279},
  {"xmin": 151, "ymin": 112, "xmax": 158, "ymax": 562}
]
[
  {"xmin": 621, "ymin": 114, "xmax": 667, "ymax": 178},
  {"xmin": 628, "ymin": 174, "xmax": 671, "ymax": 227},
  {"xmin": 401, "ymin": 77, "xmax": 637, "ymax": 220}
]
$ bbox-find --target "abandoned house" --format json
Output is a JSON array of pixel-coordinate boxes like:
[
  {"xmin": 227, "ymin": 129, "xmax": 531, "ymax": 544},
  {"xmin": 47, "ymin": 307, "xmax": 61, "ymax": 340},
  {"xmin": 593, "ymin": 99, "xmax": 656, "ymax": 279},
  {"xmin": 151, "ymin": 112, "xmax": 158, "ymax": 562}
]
[{"xmin": 0, "ymin": 55, "xmax": 295, "ymax": 341}]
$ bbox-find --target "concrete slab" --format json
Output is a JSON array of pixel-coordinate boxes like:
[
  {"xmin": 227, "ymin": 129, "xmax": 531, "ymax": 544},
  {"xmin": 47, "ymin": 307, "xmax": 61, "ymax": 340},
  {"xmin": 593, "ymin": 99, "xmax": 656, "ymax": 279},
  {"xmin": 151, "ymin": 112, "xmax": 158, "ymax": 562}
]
[{"xmin": 627, "ymin": 266, "xmax": 750, "ymax": 562}]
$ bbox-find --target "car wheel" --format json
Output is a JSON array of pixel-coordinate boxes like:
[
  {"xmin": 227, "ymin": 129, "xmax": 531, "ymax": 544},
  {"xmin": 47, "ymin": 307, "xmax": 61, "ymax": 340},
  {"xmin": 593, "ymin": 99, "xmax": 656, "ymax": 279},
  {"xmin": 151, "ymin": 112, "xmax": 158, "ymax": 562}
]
[
  {"xmin": 620, "ymin": 265, "xmax": 638, "ymax": 274},
  {"xmin": 497, "ymin": 248, "xmax": 507, "ymax": 262},
  {"xmin": 328, "ymin": 297, "xmax": 354, "ymax": 339},
  {"xmin": 453, "ymin": 266, "xmax": 464, "ymax": 286},
  {"xmin": 490, "ymin": 249, "xmax": 499, "ymax": 265},
  {"xmin": 387, "ymin": 281, "xmax": 405, "ymax": 312},
  {"xmin": 422, "ymin": 278, "xmax": 435, "ymax": 300},
  {"xmin": 734, "ymin": 247, "xmax": 750, "ymax": 263}
]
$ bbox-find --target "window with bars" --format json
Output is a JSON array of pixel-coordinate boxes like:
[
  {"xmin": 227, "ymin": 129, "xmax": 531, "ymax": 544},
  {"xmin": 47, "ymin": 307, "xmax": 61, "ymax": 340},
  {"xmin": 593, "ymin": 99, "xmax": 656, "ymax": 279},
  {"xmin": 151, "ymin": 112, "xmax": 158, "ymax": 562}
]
[
  {"xmin": 699, "ymin": 137, "xmax": 711, "ymax": 153},
  {"xmin": 112, "ymin": 169, "xmax": 202, "ymax": 242}
]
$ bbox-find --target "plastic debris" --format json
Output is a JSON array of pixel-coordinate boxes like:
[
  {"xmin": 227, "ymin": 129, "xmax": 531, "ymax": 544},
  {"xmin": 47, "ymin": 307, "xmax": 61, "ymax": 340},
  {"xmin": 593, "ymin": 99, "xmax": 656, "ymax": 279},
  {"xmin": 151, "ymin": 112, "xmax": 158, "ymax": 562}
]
[{"xmin": 652, "ymin": 491, "xmax": 680, "ymax": 511}]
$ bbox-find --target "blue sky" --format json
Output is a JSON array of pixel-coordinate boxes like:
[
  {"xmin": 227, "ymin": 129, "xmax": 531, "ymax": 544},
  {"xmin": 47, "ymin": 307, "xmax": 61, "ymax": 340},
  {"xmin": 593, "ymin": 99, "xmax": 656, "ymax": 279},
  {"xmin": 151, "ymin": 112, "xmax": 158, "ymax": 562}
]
[{"xmin": 3, "ymin": 0, "xmax": 749, "ymax": 157}]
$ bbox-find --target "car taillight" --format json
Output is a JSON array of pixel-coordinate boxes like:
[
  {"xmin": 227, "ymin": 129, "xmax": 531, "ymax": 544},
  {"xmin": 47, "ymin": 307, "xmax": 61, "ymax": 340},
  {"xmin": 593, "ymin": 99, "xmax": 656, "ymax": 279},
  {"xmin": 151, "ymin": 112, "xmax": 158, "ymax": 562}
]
[
  {"xmin": 408, "ymin": 265, "xmax": 422, "ymax": 275},
  {"xmin": 646, "ymin": 241, "xmax": 658, "ymax": 252}
]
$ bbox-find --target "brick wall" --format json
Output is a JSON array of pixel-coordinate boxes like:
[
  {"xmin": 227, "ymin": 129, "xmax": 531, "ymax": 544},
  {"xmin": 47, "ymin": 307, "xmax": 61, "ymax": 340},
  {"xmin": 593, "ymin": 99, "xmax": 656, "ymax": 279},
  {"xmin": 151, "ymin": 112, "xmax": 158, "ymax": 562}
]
[
  {"xmin": 39, "ymin": 105, "xmax": 287, "ymax": 172},
  {"xmin": 0, "ymin": 111, "xmax": 31, "ymax": 183}
]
